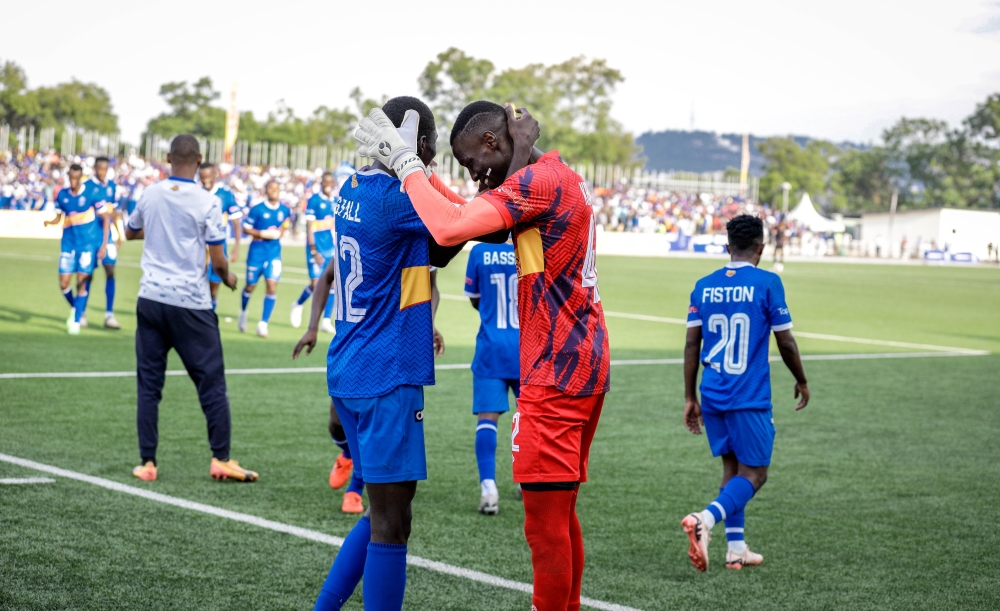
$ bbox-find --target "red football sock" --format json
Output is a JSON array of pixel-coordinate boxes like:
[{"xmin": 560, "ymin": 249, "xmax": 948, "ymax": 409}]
[
  {"xmin": 522, "ymin": 489, "xmax": 574, "ymax": 611},
  {"xmin": 568, "ymin": 488, "xmax": 584, "ymax": 611}
]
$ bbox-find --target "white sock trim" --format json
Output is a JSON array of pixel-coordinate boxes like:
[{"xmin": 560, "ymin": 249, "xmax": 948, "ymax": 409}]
[
  {"xmin": 711, "ymin": 501, "xmax": 727, "ymax": 521},
  {"xmin": 476, "ymin": 422, "xmax": 498, "ymax": 432},
  {"xmin": 725, "ymin": 527, "xmax": 745, "ymax": 534}
]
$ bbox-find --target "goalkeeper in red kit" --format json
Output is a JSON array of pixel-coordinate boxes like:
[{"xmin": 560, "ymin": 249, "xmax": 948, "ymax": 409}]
[{"xmin": 355, "ymin": 101, "xmax": 610, "ymax": 611}]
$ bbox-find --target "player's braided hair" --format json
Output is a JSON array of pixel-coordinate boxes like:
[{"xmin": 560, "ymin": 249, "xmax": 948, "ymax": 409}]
[
  {"xmin": 450, "ymin": 100, "xmax": 505, "ymax": 146},
  {"xmin": 382, "ymin": 96, "xmax": 437, "ymax": 146},
  {"xmin": 726, "ymin": 214, "xmax": 765, "ymax": 252}
]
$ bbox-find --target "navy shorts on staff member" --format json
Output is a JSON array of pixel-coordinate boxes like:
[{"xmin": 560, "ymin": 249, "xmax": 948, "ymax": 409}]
[
  {"xmin": 472, "ymin": 375, "xmax": 519, "ymax": 414},
  {"xmin": 332, "ymin": 384, "xmax": 427, "ymax": 484},
  {"xmin": 702, "ymin": 408, "xmax": 775, "ymax": 467}
]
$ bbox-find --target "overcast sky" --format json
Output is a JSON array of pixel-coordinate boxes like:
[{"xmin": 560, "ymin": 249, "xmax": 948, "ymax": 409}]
[{"xmin": 3, "ymin": 0, "xmax": 999, "ymax": 145}]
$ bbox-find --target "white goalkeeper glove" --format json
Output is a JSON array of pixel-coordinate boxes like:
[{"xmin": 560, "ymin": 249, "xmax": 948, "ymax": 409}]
[{"xmin": 354, "ymin": 108, "xmax": 427, "ymax": 182}]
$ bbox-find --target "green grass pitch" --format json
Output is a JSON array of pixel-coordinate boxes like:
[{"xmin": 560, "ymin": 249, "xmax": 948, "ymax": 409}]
[{"xmin": 1, "ymin": 236, "xmax": 999, "ymax": 610}]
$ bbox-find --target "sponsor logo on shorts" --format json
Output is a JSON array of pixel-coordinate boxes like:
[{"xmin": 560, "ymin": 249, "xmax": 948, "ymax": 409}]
[{"xmin": 414, "ymin": 409, "xmax": 424, "ymax": 422}]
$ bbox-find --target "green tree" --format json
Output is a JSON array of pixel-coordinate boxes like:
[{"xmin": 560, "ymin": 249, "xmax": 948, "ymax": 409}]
[
  {"xmin": 418, "ymin": 49, "xmax": 639, "ymax": 166},
  {"xmin": 830, "ymin": 147, "xmax": 898, "ymax": 211},
  {"xmin": 33, "ymin": 81, "xmax": 118, "ymax": 132},
  {"xmin": 965, "ymin": 93, "xmax": 1000, "ymax": 141},
  {"xmin": 882, "ymin": 116, "xmax": 1000, "ymax": 209},
  {"xmin": 418, "ymin": 48, "xmax": 494, "ymax": 129},
  {"xmin": 0, "ymin": 59, "xmax": 117, "ymax": 134},
  {"xmin": 0, "ymin": 60, "xmax": 39, "ymax": 129},
  {"xmin": 145, "ymin": 77, "xmax": 226, "ymax": 138},
  {"xmin": 758, "ymin": 137, "xmax": 836, "ymax": 206}
]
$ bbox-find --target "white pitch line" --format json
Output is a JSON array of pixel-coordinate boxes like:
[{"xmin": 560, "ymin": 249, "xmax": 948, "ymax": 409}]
[
  {"xmin": 442, "ymin": 293, "xmax": 984, "ymax": 355},
  {"xmin": 0, "ymin": 476, "xmax": 55, "ymax": 484},
  {"xmin": 0, "ymin": 452, "xmax": 641, "ymax": 611},
  {"xmin": 1, "ymin": 350, "xmax": 989, "ymax": 380}
]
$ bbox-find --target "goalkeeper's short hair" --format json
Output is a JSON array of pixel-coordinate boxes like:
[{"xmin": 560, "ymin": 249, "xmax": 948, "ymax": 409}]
[{"xmin": 382, "ymin": 96, "xmax": 437, "ymax": 145}]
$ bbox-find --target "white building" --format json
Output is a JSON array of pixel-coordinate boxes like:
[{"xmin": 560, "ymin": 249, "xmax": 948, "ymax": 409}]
[{"xmin": 860, "ymin": 208, "xmax": 1000, "ymax": 259}]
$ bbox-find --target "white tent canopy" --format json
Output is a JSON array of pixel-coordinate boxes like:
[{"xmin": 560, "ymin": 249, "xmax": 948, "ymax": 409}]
[{"xmin": 786, "ymin": 193, "xmax": 846, "ymax": 233}]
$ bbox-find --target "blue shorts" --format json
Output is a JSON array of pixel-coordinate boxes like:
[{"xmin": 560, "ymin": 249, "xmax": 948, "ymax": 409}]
[
  {"xmin": 59, "ymin": 246, "xmax": 98, "ymax": 275},
  {"xmin": 702, "ymin": 408, "xmax": 775, "ymax": 467},
  {"xmin": 101, "ymin": 241, "xmax": 118, "ymax": 266},
  {"xmin": 307, "ymin": 252, "xmax": 334, "ymax": 279},
  {"xmin": 246, "ymin": 254, "xmax": 282, "ymax": 285},
  {"xmin": 207, "ymin": 243, "xmax": 229, "ymax": 284},
  {"xmin": 472, "ymin": 375, "xmax": 519, "ymax": 414},
  {"xmin": 332, "ymin": 385, "xmax": 427, "ymax": 484}
]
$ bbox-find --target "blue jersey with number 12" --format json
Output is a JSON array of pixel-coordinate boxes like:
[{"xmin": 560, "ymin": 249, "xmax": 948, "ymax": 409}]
[
  {"xmin": 465, "ymin": 242, "xmax": 520, "ymax": 380},
  {"xmin": 687, "ymin": 261, "xmax": 793, "ymax": 413},
  {"xmin": 325, "ymin": 168, "xmax": 434, "ymax": 399}
]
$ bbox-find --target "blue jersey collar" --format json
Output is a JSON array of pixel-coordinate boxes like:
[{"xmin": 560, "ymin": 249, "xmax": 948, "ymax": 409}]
[
  {"xmin": 725, "ymin": 261, "xmax": 755, "ymax": 269},
  {"xmin": 169, "ymin": 176, "xmax": 196, "ymax": 183}
]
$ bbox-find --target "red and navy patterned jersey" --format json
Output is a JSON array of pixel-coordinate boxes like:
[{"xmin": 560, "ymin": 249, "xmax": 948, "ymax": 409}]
[{"xmin": 481, "ymin": 151, "xmax": 610, "ymax": 397}]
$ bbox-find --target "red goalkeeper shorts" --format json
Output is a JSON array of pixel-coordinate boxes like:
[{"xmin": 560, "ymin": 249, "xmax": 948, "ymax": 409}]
[{"xmin": 511, "ymin": 385, "xmax": 606, "ymax": 484}]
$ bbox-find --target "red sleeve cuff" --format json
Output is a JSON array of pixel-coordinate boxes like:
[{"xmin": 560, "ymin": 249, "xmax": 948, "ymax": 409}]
[{"xmin": 479, "ymin": 192, "xmax": 515, "ymax": 229}]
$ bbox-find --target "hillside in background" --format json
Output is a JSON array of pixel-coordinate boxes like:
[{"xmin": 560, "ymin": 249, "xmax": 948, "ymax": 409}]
[{"xmin": 636, "ymin": 129, "xmax": 864, "ymax": 174}]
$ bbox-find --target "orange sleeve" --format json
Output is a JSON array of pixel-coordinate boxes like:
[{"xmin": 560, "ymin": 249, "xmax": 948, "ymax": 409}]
[
  {"xmin": 402, "ymin": 172, "xmax": 508, "ymax": 246},
  {"xmin": 428, "ymin": 172, "xmax": 468, "ymax": 206}
]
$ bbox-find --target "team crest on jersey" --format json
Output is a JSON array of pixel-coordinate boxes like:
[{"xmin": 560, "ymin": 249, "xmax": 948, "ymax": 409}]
[
  {"xmin": 726, "ymin": 270, "xmax": 736, "ymax": 277},
  {"xmin": 171, "ymin": 185, "xmax": 179, "ymax": 191},
  {"xmin": 351, "ymin": 174, "xmax": 358, "ymax": 188}
]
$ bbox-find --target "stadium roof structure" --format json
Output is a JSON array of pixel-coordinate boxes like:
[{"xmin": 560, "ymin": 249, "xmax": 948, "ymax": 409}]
[{"xmin": 787, "ymin": 193, "xmax": 846, "ymax": 233}]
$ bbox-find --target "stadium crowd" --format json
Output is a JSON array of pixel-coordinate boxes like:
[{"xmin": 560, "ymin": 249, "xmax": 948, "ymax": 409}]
[{"xmin": 1, "ymin": 152, "xmax": 815, "ymax": 251}]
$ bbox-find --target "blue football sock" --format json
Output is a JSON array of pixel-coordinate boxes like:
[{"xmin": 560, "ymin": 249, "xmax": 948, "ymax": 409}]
[
  {"xmin": 346, "ymin": 472, "xmax": 365, "ymax": 496},
  {"xmin": 331, "ymin": 433, "xmax": 351, "ymax": 459},
  {"xmin": 62, "ymin": 287, "xmax": 74, "ymax": 307},
  {"xmin": 323, "ymin": 286, "xmax": 335, "ymax": 319},
  {"xmin": 313, "ymin": 515, "xmax": 371, "ymax": 611},
  {"xmin": 105, "ymin": 277, "xmax": 115, "ymax": 313},
  {"xmin": 475, "ymin": 420, "xmax": 498, "ymax": 483},
  {"xmin": 296, "ymin": 285, "xmax": 314, "ymax": 305},
  {"xmin": 362, "ymin": 542, "xmax": 407, "ymax": 611},
  {"xmin": 241, "ymin": 289, "xmax": 251, "ymax": 311},
  {"xmin": 262, "ymin": 294, "xmax": 276, "ymax": 322},
  {"xmin": 705, "ymin": 475, "xmax": 756, "ymax": 527},
  {"xmin": 723, "ymin": 486, "xmax": 747, "ymax": 551},
  {"xmin": 73, "ymin": 291, "xmax": 89, "ymax": 323}
]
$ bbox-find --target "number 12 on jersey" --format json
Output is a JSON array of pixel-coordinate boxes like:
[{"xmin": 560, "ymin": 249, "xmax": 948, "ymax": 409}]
[{"xmin": 332, "ymin": 235, "xmax": 366, "ymax": 323}]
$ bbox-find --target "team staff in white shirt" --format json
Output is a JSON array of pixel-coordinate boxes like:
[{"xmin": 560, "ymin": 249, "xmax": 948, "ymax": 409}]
[{"xmin": 125, "ymin": 135, "xmax": 259, "ymax": 483}]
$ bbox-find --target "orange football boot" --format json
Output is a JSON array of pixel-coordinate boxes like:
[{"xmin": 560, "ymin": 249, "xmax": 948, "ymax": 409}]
[
  {"xmin": 342, "ymin": 491, "xmax": 364, "ymax": 514},
  {"xmin": 210, "ymin": 458, "xmax": 259, "ymax": 482},
  {"xmin": 329, "ymin": 453, "xmax": 354, "ymax": 489},
  {"xmin": 132, "ymin": 461, "xmax": 157, "ymax": 481},
  {"xmin": 682, "ymin": 513, "xmax": 711, "ymax": 572}
]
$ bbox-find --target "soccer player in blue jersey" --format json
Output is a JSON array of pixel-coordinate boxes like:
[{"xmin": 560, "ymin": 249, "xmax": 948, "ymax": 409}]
[
  {"xmin": 239, "ymin": 180, "xmax": 290, "ymax": 338},
  {"xmin": 681, "ymin": 214, "xmax": 810, "ymax": 572},
  {"xmin": 292, "ymin": 96, "xmax": 483, "ymax": 611},
  {"xmin": 86, "ymin": 156, "xmax": 122, "ymax": 329},
  {"xmin": 464, "ymin": 241, "xmax": 520, "ymax": 515},
  {"xmin": 199, "ymin": 163, "xmax": 243, "ymax": 310},
  {"xmin": 290, "ymin": 171, "xmax": 337, "ymax": 334},
  {"xmin": 44, "ymin": 164, "xmax": 109, "ymax": 335}
]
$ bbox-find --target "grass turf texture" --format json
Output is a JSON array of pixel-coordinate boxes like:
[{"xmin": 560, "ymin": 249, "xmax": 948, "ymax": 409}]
[{"xmin": 1, "ymin": 236, "xmax": 999, "ymax": 610}]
